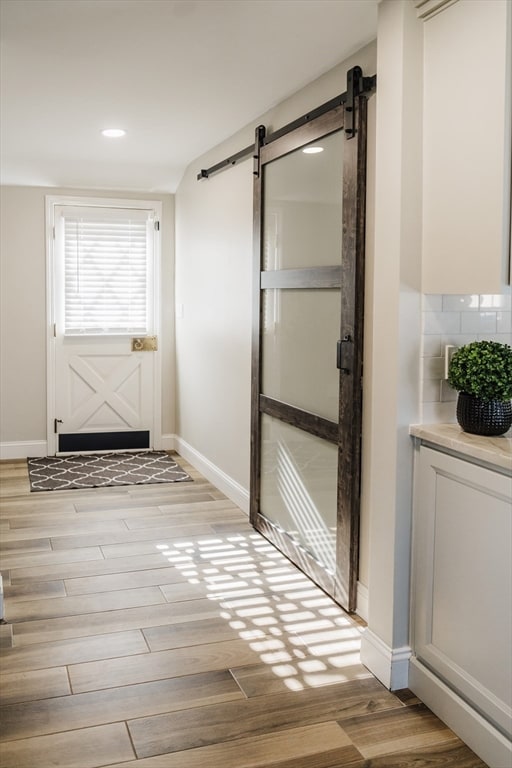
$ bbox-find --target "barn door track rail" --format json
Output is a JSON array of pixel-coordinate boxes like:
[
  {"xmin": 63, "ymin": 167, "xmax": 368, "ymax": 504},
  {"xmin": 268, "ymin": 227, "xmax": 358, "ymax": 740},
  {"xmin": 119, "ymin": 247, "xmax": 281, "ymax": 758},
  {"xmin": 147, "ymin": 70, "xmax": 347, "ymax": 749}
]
[{"xmin": 196, "ymin": 66, "xmax": 376, "ymax": 181}]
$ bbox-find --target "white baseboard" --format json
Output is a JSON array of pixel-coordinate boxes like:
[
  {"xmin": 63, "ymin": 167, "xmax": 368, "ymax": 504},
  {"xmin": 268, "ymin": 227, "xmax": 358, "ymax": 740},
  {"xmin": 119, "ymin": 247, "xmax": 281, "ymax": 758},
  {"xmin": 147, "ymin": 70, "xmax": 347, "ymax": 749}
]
[
  {"xmin": 174, "ymin": 437, "xmax": 250, "ymax": 514},
  {"xmin": 0, "ymin": 441, "xmax": 48, "ymax": 460},
  {"xmin": 360, "ymin": 628, "xmax": 411, "ymax": 690},
  {"xmin": 356, "ymin": 581, "xmax": 369, "ymax": 623},
  {"xmin": 160, "ymin": 433, "xmax": 178, "ymax": 452},
  {"xmin": 409, "ymin": 657, "xmax": 512, "ymax": 768}
]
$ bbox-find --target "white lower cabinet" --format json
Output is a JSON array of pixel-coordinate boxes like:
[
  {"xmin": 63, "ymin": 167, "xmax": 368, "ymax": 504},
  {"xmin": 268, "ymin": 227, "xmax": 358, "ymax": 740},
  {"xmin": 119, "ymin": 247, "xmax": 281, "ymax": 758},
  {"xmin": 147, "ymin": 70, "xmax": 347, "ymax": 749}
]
[{"xmin": 410, "ymin": 445, "xmax": 512, "ymax": 768}]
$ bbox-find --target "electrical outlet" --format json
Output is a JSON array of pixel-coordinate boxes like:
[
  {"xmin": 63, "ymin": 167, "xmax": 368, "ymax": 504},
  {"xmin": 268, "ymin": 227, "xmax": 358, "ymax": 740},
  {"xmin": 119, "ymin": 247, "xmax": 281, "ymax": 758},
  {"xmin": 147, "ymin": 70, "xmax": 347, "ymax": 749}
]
[{"xmin": 444, "ymin": 344, "xmax": 458, "ymax": 379}]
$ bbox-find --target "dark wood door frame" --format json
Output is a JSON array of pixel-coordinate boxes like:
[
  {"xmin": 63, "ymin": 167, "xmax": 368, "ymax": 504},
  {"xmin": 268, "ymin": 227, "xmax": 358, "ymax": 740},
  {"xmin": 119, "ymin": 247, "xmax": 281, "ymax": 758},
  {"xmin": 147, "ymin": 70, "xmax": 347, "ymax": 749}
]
[
  {"xmin": 250, "ymin": 79, "xmax": 371, "ymax": 612},
  {"xmin": 336, "ymin": 93, "xmax": 367, "ymax": 610}
]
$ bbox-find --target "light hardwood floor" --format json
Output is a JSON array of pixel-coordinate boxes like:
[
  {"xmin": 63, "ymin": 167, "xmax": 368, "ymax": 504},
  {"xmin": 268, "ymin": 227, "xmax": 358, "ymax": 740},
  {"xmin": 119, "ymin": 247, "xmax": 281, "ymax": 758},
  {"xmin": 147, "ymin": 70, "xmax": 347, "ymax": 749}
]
[{"xmin": 0, "ymin": 457, "xmax": 488, "ymax": 767}]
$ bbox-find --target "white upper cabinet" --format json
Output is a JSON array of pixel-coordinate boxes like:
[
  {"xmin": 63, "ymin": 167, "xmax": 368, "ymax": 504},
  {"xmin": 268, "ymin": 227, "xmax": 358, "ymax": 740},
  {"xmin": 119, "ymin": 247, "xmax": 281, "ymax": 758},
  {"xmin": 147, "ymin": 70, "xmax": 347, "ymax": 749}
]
[{"xmin": 421, "ymin": 0, "xmax": 511, "ymax": 294}]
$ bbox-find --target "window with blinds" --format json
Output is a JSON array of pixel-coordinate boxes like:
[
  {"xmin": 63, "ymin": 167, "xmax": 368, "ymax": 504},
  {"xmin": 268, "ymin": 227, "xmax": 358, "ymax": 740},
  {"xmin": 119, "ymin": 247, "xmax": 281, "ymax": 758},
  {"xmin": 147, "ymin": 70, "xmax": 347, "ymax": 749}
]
[{"xmin": 56, "ymin": 205, "xmax": 155, "ymax": 335}]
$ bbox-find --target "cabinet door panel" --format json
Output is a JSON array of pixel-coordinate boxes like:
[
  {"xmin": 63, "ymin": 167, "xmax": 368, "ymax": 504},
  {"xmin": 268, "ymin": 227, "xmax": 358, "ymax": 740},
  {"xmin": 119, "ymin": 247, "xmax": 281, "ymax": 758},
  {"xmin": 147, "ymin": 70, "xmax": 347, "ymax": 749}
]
[
  {"xmin": 413, "ymin": 447, "xmax": 512, "ymax": 735},
  {"xmin": 422, "ymin": 0, "xmax": 511, "ymax": 293}
]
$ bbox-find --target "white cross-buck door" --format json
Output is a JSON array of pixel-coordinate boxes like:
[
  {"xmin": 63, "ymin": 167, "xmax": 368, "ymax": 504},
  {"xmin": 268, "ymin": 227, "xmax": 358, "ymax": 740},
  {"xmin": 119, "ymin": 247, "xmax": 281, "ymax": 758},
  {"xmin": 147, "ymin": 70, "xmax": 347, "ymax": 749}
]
[{"xmin": 47, "ymin": 198, "xmax": 161, "ymax": 455}]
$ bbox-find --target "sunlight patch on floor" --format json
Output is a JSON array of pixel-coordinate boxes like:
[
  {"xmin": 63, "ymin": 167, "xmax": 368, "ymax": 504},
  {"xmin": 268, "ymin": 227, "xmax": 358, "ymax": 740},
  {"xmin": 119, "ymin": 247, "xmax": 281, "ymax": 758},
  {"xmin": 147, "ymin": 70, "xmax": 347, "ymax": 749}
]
[{"xmin": 152, "ymin": 530, "xmax": 370, "ymax": 693}]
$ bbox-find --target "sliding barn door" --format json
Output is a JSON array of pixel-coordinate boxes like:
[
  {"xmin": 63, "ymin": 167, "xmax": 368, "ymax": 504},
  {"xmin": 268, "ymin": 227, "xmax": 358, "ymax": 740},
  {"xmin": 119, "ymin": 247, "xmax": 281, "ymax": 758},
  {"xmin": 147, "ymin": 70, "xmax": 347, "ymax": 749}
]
[{"xmin": 250, "ymin": 87, "xmax": 368, "ymax": 611}]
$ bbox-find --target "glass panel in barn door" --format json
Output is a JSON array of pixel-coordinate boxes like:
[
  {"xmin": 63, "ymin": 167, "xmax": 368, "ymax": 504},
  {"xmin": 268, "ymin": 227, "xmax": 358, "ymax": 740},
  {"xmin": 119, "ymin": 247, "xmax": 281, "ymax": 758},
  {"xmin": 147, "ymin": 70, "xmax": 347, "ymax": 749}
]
[
  {"xmin": 262, "ymin": 287, "xmax": 341, "ymax": 422},
  {"xmin": 260, "ymin": 415, "xmax": 339, "ymax": 573},
  {"xmin": 256, "ymin": 128, "xmax": 344, "ymax": 592}
]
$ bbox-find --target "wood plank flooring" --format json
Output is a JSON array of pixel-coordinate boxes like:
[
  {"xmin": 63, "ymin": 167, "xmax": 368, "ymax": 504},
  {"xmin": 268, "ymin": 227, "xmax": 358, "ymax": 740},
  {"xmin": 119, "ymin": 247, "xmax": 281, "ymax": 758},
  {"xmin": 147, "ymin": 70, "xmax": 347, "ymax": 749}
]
[{"xmin": 0, "ymin": 456, "xmax": 488, "ymax": 767}]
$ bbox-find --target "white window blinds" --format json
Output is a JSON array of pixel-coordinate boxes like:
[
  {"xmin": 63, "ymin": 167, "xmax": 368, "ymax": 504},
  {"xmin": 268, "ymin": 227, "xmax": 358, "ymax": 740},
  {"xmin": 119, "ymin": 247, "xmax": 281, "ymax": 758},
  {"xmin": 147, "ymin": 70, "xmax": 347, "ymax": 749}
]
[{"xmin": 57, "ymin": 206, "xmax": 154, "ymax": 335}]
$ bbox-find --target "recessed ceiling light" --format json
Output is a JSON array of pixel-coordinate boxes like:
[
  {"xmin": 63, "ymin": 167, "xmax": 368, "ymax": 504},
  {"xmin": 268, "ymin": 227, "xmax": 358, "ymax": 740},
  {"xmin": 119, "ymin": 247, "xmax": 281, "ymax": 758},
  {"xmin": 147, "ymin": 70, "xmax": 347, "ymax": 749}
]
[
  {"xmin": 302, "ymin": 146, "xmax": 324, "ymax": 154},
  {"xmin": 101, "ymin": 128, "xmax": 126, "ymax": 138}
]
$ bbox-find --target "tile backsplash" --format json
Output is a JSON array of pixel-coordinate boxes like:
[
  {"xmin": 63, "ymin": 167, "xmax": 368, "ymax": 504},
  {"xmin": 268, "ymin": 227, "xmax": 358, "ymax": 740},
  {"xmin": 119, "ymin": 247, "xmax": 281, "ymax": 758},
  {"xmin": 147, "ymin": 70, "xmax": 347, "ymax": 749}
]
[{"xmin": 422, "ymin": 293, "xmax": 512, "ymax": 423}]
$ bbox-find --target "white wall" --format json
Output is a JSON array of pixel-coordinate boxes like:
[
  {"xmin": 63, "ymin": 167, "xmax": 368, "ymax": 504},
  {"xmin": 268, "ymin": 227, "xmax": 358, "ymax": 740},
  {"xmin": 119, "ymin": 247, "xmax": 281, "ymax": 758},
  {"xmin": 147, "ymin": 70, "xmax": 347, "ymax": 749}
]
[
  {"xmin": 174, "ymin": 160, "xmax": 254, "ymax": 507},
  {"xmin": 359, "ymin": 0, "xmax": 423, "ymax": 688},
  {"xmin": 358, "ymin": 0, "xmax": 510, "ymax": 691},
  {"xmin": 0, "ymin": 186, "xmax": 175, "ymax": 456}
]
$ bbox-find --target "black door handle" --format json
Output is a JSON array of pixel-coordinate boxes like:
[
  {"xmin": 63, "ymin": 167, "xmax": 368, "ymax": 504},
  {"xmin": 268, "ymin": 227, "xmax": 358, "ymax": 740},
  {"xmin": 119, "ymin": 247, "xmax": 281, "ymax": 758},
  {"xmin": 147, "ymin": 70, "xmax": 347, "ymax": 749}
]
[{"xmin": 337, "ymin": 335, "xmax": 352, "ymax": 374}]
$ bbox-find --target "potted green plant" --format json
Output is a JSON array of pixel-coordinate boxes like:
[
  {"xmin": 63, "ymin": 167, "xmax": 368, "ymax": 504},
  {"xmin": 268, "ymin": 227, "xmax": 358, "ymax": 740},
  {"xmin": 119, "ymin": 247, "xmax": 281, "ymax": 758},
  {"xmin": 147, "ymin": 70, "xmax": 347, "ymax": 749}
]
[{"xmin": 448, "ymin": 340, "xmax": 512, "ymax": 436}]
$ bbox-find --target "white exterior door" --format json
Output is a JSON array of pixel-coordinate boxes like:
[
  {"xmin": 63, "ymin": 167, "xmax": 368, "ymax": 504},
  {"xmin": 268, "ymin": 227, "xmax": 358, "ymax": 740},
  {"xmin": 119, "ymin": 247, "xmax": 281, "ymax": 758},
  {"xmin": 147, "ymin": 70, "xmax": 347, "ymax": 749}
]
[{"xmin": 47, "ymin": 197, "xmax": 161, "ymax": 455}]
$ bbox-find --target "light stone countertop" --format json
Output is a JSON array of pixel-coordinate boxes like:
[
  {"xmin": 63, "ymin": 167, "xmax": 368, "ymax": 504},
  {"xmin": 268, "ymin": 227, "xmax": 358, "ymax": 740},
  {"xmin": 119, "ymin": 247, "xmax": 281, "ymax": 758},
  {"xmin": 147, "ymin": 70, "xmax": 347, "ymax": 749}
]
[{"xmin": 410, "ymin": 423, "xmax": 512, "ymax": 473}]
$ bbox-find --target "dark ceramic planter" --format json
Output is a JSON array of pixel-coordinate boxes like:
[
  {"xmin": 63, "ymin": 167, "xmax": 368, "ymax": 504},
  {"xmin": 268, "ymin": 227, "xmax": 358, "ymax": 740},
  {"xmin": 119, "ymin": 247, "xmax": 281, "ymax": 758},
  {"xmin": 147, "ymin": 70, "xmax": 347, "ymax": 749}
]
[{"xmin": 456, "ymin": 392, "xmax": 512, "ymax": 436}]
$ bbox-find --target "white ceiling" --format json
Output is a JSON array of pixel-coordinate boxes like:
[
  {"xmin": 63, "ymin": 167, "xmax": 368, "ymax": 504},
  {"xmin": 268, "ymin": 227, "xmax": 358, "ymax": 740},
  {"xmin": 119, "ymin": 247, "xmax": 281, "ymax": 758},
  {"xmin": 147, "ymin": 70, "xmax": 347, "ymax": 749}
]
[{"xmin": 0, "ymin": 0, "xmax": 377, "ymax": 193}]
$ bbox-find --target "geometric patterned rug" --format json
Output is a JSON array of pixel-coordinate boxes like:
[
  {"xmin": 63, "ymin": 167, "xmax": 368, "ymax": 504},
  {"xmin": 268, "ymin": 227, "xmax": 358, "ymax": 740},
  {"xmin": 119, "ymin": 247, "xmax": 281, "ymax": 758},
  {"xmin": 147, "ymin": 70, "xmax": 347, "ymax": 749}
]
[{"xmin": 27, "ymin": 451, "xmax": 192, "ymax": 492}]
